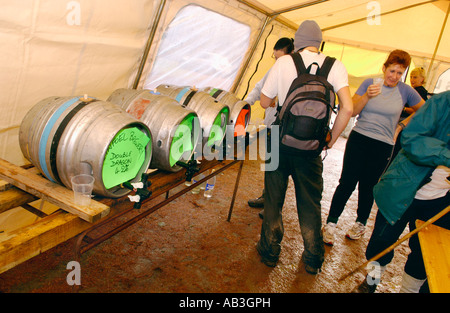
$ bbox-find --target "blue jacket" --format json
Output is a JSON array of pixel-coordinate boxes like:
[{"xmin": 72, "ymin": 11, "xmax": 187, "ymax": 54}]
[{"xmin": 373, "ymin": 91, "xmax": 450, "ymax": 225}]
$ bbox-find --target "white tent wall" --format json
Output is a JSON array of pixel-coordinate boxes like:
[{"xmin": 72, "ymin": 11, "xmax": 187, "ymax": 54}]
[{"xmin": 0, "ymin": 0, "xmax": 159, "ymax": 165}]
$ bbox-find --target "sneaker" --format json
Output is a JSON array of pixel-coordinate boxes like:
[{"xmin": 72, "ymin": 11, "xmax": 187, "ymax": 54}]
[
  {"xmin": 248, "ymin": 194, "xmax": 264, "ymax": 208},
  {"xmin": 346, "ymin": 222, "xmax": 366, "ymax": 240},
  {"xmin": 322, "ymin": 222, "xmax": 337, "ymax": 246}
]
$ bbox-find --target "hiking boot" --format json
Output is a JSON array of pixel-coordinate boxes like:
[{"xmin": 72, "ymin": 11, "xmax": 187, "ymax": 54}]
[
  {"xmin": 346, "ymin": 222, "xmax": 366, "ymax": 240},
  {"xmin": 305, "ymin": 264, "xmax": 321, "ymax": 275},
  {"xmin": 248, "ymin": 194, "xmax": 264, "ymax": 208},
  {"xmin": 322, "ymin": 222, "xmax": 337, "ymax": 246},
  {"xmin": 256, "ymin": 241, "xmax": 278, "ymax": 267}
]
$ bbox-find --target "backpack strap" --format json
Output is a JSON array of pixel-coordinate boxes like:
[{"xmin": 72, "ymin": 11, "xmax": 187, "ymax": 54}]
[
  {"xmin": 291, "ymin": 52, "xmax": 307, "ymax": 77},
  {"xmin": 317, "ymin": 56, "xmax": 336, "ymax": 79},
  {"xmin": 291, "ymin": 53, "xmax": 336, "ymax": 79}
]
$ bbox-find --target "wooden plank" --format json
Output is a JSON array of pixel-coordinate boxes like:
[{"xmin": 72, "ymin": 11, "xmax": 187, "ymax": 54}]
[
  {"xmin": 0, "ymin": 210, "xmax": 89, "ymax": 274},
  {"xmin": 0, "ymin": 187, "xmax": 37, "ymax": 214},
  {"xmin": 0, "ymin": 158, "xmax": 109, "ymax": 223},
  {"xmin": 416, "ymin": 220, "xmax": 450, "ymax": 293},
  {"xmin": 0, "ymin": 165, "xmax": 38, "ymax": 192}
]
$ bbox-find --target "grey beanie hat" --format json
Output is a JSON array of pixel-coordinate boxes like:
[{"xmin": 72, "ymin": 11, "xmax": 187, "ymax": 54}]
[{"xmin": 294, "ymin": 20, "xmax": 322, "ymax": 51}]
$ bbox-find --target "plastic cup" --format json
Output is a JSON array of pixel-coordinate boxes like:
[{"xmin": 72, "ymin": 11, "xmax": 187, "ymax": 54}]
[
  {"xmin": 374, "ymin": 77, "xmax": 384, "ymax": 87},
  {"xmin": 71, "ymin": 174, "xmax": 95, "ymax": 207}
]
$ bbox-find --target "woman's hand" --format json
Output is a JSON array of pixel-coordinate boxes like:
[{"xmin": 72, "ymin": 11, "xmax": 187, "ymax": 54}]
[{"xmin": 367, "ymin": 84, "xmax": 381, "ymax": 98}]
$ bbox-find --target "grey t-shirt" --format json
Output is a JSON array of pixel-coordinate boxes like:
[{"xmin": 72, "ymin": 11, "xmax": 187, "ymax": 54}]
[{"xmin": 353, "ymin": 79, "xmax": 422, "ymax": 145}]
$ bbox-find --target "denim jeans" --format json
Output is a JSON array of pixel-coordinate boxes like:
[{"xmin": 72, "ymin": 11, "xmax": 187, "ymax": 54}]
[{"xmin": 258, "ymin": 151, "xmax": 325, "ymax": 269}]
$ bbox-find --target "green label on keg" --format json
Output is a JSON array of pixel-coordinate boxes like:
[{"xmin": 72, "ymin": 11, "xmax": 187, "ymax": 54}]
[
  {"xmin": 102, "ymin": 127, "xmax": 150, "ymax": 189},
  {"xmin": 169, "ymin": 114, "xmax": 195, "ymax": 167},
  {"xmin": 207, "ymin": 107, "xmax": 229, "ymax": 146}
]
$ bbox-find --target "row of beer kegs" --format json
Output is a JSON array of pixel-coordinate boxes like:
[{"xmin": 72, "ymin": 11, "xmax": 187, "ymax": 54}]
[{"xmin": 19, "ymin": 85, "xmax": 251, "ymax": 198}]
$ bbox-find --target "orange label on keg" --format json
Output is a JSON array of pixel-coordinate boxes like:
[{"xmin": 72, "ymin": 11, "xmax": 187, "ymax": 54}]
[{"xmin": 127, "ymin": 98, "xmax": 151, "ymax": 119}]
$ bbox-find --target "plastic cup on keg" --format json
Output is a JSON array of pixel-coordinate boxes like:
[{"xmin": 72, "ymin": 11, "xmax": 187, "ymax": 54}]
[{"xmin": 71, "ymin": 174, "xmax": 95, "ymax": 207}]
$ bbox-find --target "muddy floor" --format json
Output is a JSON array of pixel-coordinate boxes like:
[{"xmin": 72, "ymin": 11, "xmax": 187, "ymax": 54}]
[{"xmin": 0, "ymin": 136, "xmax": 413, "ymax": 294}]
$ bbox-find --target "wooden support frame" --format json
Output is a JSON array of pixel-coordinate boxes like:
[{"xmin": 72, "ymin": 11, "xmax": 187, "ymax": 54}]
[{"xmin": 0, "ymin": 155, "xmax": 246, "ymax": 274}]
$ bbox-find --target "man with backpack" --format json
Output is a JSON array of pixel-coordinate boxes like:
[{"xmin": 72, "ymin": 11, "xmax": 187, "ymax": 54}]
[{"xmin": 256, "ymin": 20, "xmax": 353, "ymax": 274}]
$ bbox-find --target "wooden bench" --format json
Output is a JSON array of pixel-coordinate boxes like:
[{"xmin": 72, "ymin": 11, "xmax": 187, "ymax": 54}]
[{"xmin": 416, "ymin": 219, "xmax": 450, "ymax": 293}]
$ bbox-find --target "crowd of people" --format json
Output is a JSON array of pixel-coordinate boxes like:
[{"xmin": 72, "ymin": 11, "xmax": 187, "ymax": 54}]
[{"xmin": 246, "ymin": 20, "xmax": 449, "ymax": 293}]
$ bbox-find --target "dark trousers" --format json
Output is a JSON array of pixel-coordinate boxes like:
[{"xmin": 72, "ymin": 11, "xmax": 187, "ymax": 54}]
[
  {"xmin": 327, "ymin": 131, "xmax": 393, "ymax": 225},
  {"xmin": 366, "ymin": 192, "xmax": 450, "ymax": 280},
  {"xmin": 258, "ymin": 152, "xmax": 325, "ymax": 269}
]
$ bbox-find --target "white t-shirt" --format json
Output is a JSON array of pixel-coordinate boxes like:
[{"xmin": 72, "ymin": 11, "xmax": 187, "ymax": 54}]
[
  {"xmin": 415, "ymin": 166, "xmax": 450, "ymax": 200},
  {"xmin": 244, "ymin": 71, "xmax": 277, "ymax": 127},
  {"xmin": 261, "ymin": 50, "xmax": 349, "ymax": 106}
]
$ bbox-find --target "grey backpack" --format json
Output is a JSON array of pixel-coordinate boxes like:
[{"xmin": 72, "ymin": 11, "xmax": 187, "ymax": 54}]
[{"xmin": 274, "ymin": 52, "xmax": 336, "ymax": 158}]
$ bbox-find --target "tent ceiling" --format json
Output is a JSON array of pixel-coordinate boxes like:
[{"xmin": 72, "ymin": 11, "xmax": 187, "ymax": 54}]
[{"xmin": 245, "ymin": 0, "xmax": 450, "ymax": 62}]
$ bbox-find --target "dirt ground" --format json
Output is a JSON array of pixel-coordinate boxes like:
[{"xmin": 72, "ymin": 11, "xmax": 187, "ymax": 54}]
[{"xmin": 0, "ymin": 136, "xmax": 413, "ymax": 294}]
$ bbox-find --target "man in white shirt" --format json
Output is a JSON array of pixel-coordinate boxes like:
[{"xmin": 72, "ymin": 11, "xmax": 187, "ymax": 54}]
[
  {"xmin": 256, "ymin": 20, "xmax": 353, "ymax": 273},
  {"xmin": 245, "ymin": 38, "xmax": 294, "ymax": 212}
]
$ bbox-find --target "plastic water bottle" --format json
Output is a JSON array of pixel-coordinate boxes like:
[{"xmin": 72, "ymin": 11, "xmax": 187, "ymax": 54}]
[
  {"xmin": 191, "ymin": 173, "xmax": 204, "ymax": 194},
  {"xmin": 204, "ymin": 169, "xmax": 216, "ymax": 198}
]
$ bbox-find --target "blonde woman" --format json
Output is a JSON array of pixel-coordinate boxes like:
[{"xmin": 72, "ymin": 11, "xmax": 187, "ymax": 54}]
[{"xmin": 410, "ymin": 67, "xmax": 429, "ymax": 100}]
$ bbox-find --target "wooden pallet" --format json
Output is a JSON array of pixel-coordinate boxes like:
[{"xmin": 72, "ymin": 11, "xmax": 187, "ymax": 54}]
[
  {"xmin": 0, "ymin": 155, "xmax": 245, "ymax": 274},
  {"xmin": 0, "ymin": 158, "xmax": 111, "ymax": 274},
  {"xmin": 0, "ymin": 158, "xmax": 110, "ymax": 223}
]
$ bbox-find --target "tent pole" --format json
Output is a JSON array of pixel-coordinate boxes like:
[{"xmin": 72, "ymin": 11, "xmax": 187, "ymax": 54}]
[
  {"xmin": 426, "ymin": 1, "xmax": 450, "ymax": 83},
  {"xmin": 132, "ymin": 0, "xmax": 167, "ymax": 89},
  {"xmin": 230, "ymin": 16, "xmax": 273, "ymax": 94},
  {"xmin": 268, "ymin": 0, "xmax": 329, "ymax": 16}
]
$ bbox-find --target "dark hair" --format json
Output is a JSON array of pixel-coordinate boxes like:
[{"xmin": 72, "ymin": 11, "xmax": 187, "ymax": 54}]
[
  {"xmin": 273, "ymin": 37, "xmax": 294, "ymax": 54},
  {"xmin": 384, "ymin": 49, "xmax": 411, "ymax": 69}
]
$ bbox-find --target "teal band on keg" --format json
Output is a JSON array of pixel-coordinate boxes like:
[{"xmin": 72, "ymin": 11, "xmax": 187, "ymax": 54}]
[
  {"xmin": 175, "ymin": 87, "xmax": 191, "ymax": 103},
  {"xmin": 38, "ymin": 96, "xmax": 81, "ymax": 182}
]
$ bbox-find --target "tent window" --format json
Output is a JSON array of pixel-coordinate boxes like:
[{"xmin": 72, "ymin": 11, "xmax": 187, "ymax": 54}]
[
  {"xmin": 144, "ymin": 5, "xmax": 250, "ymax": 91},
  {"xmin": 433, "ymin": 69, "xmax": 450, "ymax": 94}
]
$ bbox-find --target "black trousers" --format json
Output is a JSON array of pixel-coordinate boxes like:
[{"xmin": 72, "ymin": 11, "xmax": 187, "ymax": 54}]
[
  {"xmin": 366, "ymin": 192, "xmax": 450, "ymax": 279},
  {"xmin": 259, "ymin": 152, "xmax": 325, "ymax": 269},
  {"xmin": 327, "ymin": 131, "xmax": 393, "ymax": 225}
]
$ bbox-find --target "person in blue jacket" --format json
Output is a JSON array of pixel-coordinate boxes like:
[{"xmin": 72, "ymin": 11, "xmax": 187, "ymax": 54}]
[{"xmin": 354, "ymin": 91, "xmax": 450, "ymax": 293}]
